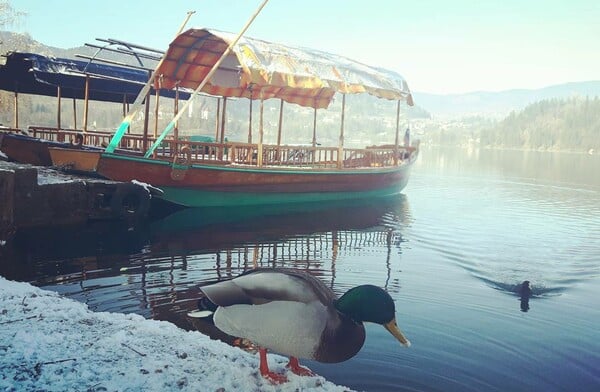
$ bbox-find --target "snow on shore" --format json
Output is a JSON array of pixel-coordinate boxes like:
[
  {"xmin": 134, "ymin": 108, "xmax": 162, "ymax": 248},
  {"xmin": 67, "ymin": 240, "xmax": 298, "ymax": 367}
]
[{"xmin": 0, "ymin": 277, "xmax": 352, "ymax": 392}]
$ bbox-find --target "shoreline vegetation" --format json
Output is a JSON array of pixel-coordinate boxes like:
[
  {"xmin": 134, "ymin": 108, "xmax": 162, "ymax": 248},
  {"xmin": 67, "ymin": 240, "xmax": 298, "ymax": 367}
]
[{"xmin": 415, "ymin": 97, "xmax": 599, "ymax": 154}]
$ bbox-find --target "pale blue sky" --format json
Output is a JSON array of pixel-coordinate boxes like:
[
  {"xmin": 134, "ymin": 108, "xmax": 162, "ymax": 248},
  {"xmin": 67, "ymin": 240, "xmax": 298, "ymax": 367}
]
[{"xmin": 10, "ymin": 0, "xmax": 600, "ymax": 94}]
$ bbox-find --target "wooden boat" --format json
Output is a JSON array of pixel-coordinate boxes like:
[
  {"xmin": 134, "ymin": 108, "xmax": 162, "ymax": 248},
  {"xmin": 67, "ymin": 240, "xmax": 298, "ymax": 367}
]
[
  {"xmin": 0, "ymin": 50, "xmax": 189, "ymax": 165},
  {"xmin": 51, "ymin": 28, "xmax": 420, "ymax": 207},
  {"xmin": 0, "ymin": 128, "xmax": 72, "ymax": 166}
]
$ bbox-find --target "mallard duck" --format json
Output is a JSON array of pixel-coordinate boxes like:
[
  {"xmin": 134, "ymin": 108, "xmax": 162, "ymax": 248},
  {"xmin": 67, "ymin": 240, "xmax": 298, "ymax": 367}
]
[{"xmin": 188, "ymin": 268, "xmax": 410, "ymax": 384}]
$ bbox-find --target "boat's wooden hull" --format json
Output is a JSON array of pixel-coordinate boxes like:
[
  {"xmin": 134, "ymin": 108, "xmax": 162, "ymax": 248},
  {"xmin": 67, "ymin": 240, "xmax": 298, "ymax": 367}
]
[
  {"xmin": 96, "ymin": 152, "xmax": 417, "ymax": 207},
  {"xmin": 48, "ymin": 147, "xmax": 104, "ymax": 172},
  {"xmin": 0, "ymin": 132, "xmax": 65, "ymax": 166}
]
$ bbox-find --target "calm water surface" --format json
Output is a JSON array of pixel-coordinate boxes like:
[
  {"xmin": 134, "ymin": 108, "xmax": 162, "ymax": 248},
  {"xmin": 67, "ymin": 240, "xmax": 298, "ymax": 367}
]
[{"xmin": 1, "ymin": 146, "xmax": 599, "ymax": 392}]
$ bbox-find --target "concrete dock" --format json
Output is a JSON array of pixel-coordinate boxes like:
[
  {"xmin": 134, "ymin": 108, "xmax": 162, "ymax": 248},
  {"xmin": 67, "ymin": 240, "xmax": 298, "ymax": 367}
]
[{"xmin": 0, "ymin": 160, "xmax": 152, "ymax": 236}]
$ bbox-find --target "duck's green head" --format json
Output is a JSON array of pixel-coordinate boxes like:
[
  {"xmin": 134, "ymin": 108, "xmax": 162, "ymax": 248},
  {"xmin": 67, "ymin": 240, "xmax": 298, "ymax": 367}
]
[{"xmin": 336, "ymin": 285, "xmax": 411, "ymax": 347}]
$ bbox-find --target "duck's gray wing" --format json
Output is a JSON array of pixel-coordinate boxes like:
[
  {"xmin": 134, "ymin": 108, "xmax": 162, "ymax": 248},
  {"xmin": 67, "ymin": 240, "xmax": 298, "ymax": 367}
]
[{"xmin": 200, "ymin": 268, "xmax": 336, "ymax": 307}]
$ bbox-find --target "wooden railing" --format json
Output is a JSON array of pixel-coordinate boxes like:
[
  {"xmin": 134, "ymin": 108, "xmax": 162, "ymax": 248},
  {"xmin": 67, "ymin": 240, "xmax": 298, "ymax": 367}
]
[
  {"xmin": 21, "ymin": 125, "xmax": 417, "ymax": 170},
  {"xmin": 0, "ymin": 126, "xmax": 24, "ymax": 134},
  {"xmin": 170, "ymin": 140, "xmax": 415, "ymax": 170}
]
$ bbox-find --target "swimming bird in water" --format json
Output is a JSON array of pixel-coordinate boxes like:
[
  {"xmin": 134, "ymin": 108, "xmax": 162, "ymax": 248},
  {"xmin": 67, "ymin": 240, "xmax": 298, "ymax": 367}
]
[
  {"xmin": 519, "ymin": 280, "xmax": 532, "ymax": 312},
  {"xmin": 188, "ymin": 268, "xmax": 410, "ymax": 384}
]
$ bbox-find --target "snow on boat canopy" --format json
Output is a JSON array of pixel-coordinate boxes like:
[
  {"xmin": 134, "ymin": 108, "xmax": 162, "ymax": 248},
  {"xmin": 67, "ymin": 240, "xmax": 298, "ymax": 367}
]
[
  {"xmin": 155, "ymin": 28, "xmax": 414, "ymax": 109},
  {"xmin": 0, "ymin": 51, "xmax": 190, "ymax": 103}
]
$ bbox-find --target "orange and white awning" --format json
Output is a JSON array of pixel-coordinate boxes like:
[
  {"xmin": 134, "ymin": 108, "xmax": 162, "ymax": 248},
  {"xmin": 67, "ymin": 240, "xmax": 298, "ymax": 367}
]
[{"xmin": 155, "ymin": 28, "xmax": 413, "ymax": 109}]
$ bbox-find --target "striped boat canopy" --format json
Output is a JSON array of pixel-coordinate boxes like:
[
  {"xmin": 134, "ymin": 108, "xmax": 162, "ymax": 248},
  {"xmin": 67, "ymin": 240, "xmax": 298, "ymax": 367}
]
[{"xmin": 154, "ymin": 28, "xmax": 414, "ymax": 109}]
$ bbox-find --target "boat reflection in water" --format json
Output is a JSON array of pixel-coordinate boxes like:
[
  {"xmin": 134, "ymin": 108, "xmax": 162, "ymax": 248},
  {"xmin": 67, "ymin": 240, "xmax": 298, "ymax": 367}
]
[
  {"xmin": 145, "ymin": 196, "xmax": 413, "ymax": 335},
  {"xmin": 0, "ymin": 195, "xmax": 413, "ymax": 342}
]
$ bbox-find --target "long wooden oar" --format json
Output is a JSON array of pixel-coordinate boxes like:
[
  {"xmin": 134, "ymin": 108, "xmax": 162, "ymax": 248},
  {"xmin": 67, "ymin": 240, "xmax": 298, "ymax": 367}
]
[
  {"xmin": 144, "ymin": 0, "xmax": 270, "ymax": 158},
  {"xmin": 105, "ymin": 10, "xmax": 195, "ymax": 153}
]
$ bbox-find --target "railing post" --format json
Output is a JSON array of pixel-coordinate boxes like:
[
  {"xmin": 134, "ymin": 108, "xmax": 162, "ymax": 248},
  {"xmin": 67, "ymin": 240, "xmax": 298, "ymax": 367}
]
[
  {"xmin": 219, "ymin": 97, "xmax": 227, "ymax": 161},
  {"xmin": 337, "ymin": 94, "xmax": 346, "ymax": 169},
  {"xmin": 174, "ymin": 83, "xmax": 180, "ymax": 156},
  {"xmin": 394, "ymin": 100, "xmax": 401, "ymax": 166},
  {"xmin": 13, "ymin": 89, "xmax": 18, "ymax": 129},
  {"xmin": 312, "ymin": 106, "xmax": 318, "ymax": 147},
  {"xmin": 56, "ymin": 85, "xmax": 62, "ymax": 130},
  {"xmin": 258, "ymin": 95, "xmax": 264, "ymax": 167},
  {"xmin": 247, "ymin": 96, "xmax": 253, "ymax": 143},
  {"xmin": 83, "ymin": 76, "xmax": 89, "ymax": 132}
]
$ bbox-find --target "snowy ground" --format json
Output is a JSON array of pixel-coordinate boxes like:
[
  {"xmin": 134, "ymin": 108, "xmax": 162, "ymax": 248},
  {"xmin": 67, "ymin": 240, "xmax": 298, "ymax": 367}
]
[{"xmin": 0, "ymin": 277, "xmax": 352, "ymax": 392}]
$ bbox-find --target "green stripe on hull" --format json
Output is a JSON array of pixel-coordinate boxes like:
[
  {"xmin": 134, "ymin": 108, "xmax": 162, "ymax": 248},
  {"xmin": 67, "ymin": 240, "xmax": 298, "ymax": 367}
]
[{"xmin": 159, "ymin": 183, "xmax": 408, "ymax": 207}]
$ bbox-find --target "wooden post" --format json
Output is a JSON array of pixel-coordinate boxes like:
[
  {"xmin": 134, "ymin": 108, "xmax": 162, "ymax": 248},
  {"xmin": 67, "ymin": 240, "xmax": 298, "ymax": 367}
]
[
  {"xmin": 337, "ymin": 94, "xmax": 346, "ymax": 168},
  {"xmin": 247, "ymin": 97, "xmax": 253, "ymax": 143},
  {"xmin": 174, "ymin": 84, "xmax": 180, "ymax": 154},
  {"xmin": 394, "ymin": 100, "xmax": 401, "ymax": 165},
  {"xmin": 276, "ymin": 99, "xmax": 284, "ymax": 162},
  {"xmin": 277, "ymin": 99, "xmax": 284, "ymax": 146},
  {"xmin": 258, "ymin": 95, "xmax": 264, "ymax": 167},
  {"xmin": 215, "ymin": 98, "xmax": 221, "ymax": 141},
  {"xmin": 83, "ymin": 76, "xmax": 90, "ymax": 132},
  {"xmin": 13, "ymin": 90, "xmax": 18, "ymax": 129},
  {"xmin": 57, "ymin": 86, "xmax": 62, "ymax": 129},
  {"xmin": 312, "ymin": 106, "xmax": 317, "ymax": 163},
  {"xmin": 220, "ymin": 97, "xmax": 227, "ymax": 144},
  {"xmin": 143, "ymin": 88, "xmax": 151, "ymax": 152},
  {"xmin": 219, "ymin": 97, "xmax": 227, "ymax": 160},
  {"xmin": 153, "ymin": 78, "xmax": 161, "ymax": 138},
  {"xmin": 312, "ymin": 107, "xmax": 317, "ymax": 147},
  {"xmin": 72, "ymin": 98, "xmax": 77, "ymax": 130}
]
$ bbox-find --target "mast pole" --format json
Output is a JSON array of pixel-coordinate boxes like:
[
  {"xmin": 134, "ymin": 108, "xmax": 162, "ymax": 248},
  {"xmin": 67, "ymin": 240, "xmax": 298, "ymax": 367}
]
[
  {"xmin": 105, "ymin": 10, "xmax": 195, "ymax": 153},
  {"xmin": 145, "ymin": 0, "xmax": 270, "ymax": 158}
]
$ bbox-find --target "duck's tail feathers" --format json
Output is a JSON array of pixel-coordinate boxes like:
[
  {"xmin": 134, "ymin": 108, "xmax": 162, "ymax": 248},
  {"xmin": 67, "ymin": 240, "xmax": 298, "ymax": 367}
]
[
  {"xmin": 187, "ymin": 295, "xmax": 218, "ymax": 318},
  {"xmin": 187, "ymin": 310, "xmax": 214, "ymax": 318}
]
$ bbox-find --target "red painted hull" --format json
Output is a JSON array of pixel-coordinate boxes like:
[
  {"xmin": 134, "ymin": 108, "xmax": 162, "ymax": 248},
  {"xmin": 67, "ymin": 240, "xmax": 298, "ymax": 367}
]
[
  {"xmin": 95, "ymin": 152, "xmax": 417, "ymax": 207},
  {"xmin": 97, "ymin": 154, "xmax": 412, "ymax": 193}
]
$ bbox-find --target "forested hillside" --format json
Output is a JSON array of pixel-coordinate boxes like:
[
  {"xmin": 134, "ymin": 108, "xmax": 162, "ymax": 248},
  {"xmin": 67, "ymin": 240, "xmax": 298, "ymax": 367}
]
[{"xmin": 481, "ymin": 97, "xmax": 600, "ymax": 152}]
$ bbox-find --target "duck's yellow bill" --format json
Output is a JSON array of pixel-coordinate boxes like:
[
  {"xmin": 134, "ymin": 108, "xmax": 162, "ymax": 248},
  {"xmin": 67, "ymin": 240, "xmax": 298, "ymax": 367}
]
[{"xmin": 384, "ymin": 319, "xmax": 411, "ymax": 347}]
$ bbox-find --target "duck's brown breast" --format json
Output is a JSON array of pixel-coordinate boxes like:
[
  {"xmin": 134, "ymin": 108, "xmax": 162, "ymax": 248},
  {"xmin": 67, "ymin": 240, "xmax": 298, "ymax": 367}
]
[{"xmin": 314, "ymin": 311, "xmax": 366, "ymax": 363}]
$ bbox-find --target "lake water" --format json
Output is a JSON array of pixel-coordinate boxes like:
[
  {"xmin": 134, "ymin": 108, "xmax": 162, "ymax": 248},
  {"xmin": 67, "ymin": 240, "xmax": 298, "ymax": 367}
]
[{"xmin": 1, "ymin": 146, "xmax": 599, "ymax": 391}]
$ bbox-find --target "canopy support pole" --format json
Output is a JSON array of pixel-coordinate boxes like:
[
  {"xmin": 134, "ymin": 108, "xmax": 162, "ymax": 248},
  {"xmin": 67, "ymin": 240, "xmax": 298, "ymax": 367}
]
[
  {"xmin": 144, "ymin": 0, "xmax": 270, "ymax": 158},
  {"xmin": 142, "ymin": 86, "xmax": 151, "ymax": 152},
  {"xmin": 312, "ymin": 106, "xmax": 317, "ymax": 164},
  {"xmin": 247, "ymin": 97, "xmax": 253, "ymax": 143},
  {"xmin": 277, "ymin": 99, "xmax": 284, "ymax": 146},
  {"xmin": 214, "ymin": 98, "xmax": 221, "ymax": 141},
  {"xmin": 337, "ymin": 94, "xmax": 346, "ymax": 169},
  {"xmin": 276, "ymin": 99, "xmax": 284, "ymax": 161},
  {"xmin": 394, "ymin": 100, "xmax": 401, "ymax": 165},
  {"xmin": 153, "ymin": 77, "xmax": 161, "ymax": 139},
  {"xmin": 258, "ymin": 95, "xmax": 264, "ymax": 167},
  {"xmin": 220, "ymin": 97, "xmax": 227, "ymax": 143},
  {"xmin": 312, "ymin": 107, "xmax": 317, "ymax": 147},
  {"xmin": 83, "ymin": 76, "xmax": 89, "ymax": 132},
  {"xmin": 56, "ymin": 86, "xmax": 62, "ymax": 130},
  {"xmin": 72, "ymin": 98, "xmax": 77, "ymax": 130},
  {"xmin": 13, "ymin": 90, "xmax": 18, "ymax": 129},
  {"xmin": 219, "ymin": 97, "xmax": 227, "ymax": 160},
  {"xmin": 174, "ymin": 84, "xmax": 180, "ymax": 154}
]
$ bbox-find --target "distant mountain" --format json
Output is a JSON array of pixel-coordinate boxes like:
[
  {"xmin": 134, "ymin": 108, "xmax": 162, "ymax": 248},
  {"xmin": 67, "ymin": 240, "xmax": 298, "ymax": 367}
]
[
  {"xmin": 0, "ymin": 31, "xmax": 153, "ymax": 66},
  {"xmin": 412, "ymin": 81, "xmax": 600, "ymax": 118},
  {"xmin": 0, "ymin": 31, "xmax": 90, "ymax": 58}
]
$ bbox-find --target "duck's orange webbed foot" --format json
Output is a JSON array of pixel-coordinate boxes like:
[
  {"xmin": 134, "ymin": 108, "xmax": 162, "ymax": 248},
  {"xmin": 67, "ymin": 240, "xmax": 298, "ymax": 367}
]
[
  {"xmin": 259, "ymin": 348, "xmax": 288, "ymax": 384},
  {"xmin": 286, "ymin": 356, "xmax": 315, "ymax": 377}
]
